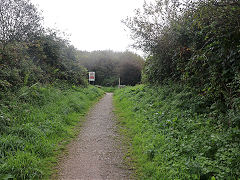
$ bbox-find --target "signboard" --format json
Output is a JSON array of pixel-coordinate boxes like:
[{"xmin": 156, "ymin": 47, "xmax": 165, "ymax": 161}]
[{"xmin": 89, "ymin": 72, "xmax": 95, "ymax": 81}]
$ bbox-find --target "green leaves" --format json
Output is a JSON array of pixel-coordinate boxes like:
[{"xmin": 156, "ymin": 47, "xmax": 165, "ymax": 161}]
[
  {"xmin": 126, "ymin": 0, "xmax": 240, "ymax": 128},
  {"xmin": 0, "ymin": 0, "xmax": 43, "ymax": 43},
  {"xmin": 114, "ymin": 85, "xmax": 240, "ymax": 179}
]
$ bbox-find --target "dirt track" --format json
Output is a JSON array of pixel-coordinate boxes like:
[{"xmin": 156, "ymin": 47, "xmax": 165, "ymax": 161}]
[{"xmin": 58, "ymin": 93, "xmax": 131, "ymax": 180}]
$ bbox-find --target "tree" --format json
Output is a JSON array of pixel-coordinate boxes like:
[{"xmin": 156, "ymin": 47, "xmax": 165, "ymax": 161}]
[
  {"xmin": 0, "ymin": 0, "xmax": 43, "ymax": 44},
  {"xmin": 122, "ymin": 0, "xmax": 185, "ymax": 84},
  {"xmin": 122, "ymin": 0, "xmax": 182, "ymax": 53},
  {"xmin": 77, "ymin": 50, "xmax": 144, "ymax": 86},
  {"xmin": 124, "ymin": 0, "xmax": 240, "ymax": 117},
  {"xmin": 118, "ymin": 51, "xmax": 143, "ymax": 85},
  {"xmin": 118, "ymin": 62, "xmax": 142, "ymax": 85}
]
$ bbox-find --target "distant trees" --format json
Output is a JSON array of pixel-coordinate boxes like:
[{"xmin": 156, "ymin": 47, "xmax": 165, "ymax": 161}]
[
  {"xmin": 118, "ymin": 62, "xmax": 141, "ymax": 86},
  {"xmin": 117, "ymin": 51, "xmax": 143, "ymax": 86},
  {"xmin": 77, "ymin": 50, "xmax": 144, "ymax": 86}
]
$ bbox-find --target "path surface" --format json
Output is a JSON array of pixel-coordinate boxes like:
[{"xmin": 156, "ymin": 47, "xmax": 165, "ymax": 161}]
[{"xmin": 58, "ymin": 93, "xmax": 131, "ymax": 180}]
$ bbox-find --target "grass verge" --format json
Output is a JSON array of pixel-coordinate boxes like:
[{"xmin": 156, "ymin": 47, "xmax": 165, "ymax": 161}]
[
  {"xmin": 114, "ymin": 85, "xmax": 240, "ymax": 179},
  {"xmin": 0, "ymin": 84, "xmax": 104, "ymax": 179},
  {"xmin": 99, "ymin": 86, "xmax": 117, "ymax": 93}
]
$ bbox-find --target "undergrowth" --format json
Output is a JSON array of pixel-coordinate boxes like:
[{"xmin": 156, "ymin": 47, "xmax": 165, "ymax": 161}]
[
  {"xmin": 114, "ymin": 85, "xmax": 240, "ymax": 179},
  {"xmin": 0, "ymin": 83, "xmax": 104, "ymax": 179}
]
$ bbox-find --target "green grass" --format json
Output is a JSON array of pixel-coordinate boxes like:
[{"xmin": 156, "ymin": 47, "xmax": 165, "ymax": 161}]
[
  {"xmin": 114, "ymin": 84, "xmax": 240, "ymax": 179},
  {"xmin": 0, "ymin": 84, "xmax": 104, "ymax": 179},
  {"xmin": 100, "ymin": 86, "xmax": 118, "ymax": 93}
]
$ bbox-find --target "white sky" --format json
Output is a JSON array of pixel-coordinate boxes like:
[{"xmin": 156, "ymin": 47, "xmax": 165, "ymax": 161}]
[{"xmin": 31, "ymin": 0, "xmax": 147, "ymax": 55}]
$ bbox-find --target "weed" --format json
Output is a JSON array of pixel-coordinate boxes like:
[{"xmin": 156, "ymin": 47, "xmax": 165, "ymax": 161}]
[
  {"xmin": 0, "ymin": 84, "xmax": 104, "ymax": 179},
  {"xmin": 114, "ymin": 85, "xmax": 240, "ymax": 179}
]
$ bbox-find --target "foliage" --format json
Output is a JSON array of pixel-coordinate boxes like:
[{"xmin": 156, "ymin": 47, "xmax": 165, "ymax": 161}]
[
  {"xmin": 121, "ymin": 1, "xmax": 240, "ymax": 178},
  {"xmin": 124, "ymin": 0, "xmax": 240, "ymax": 126},
  {"xmin": 0, "ymin": 0, "xmax": 43, "ymax": 44},
  {"xmin": 118, "ymin": 51, "xmax": 143, "ymax": 86},
  {"xmin": 0, "ymin": 33, "xmax": 88, "ymax": 92},
  {"xmin": 0, "ymin": 0, "xmax": 88, "ymax": 93},
  {"xmin": 0, "ymin": 84, "xmax": 104, "ymax": 179},
  {"xmin": 0, "ymin": 0, "xmax": 143, "ymax": 179},
  {"xmin": 114, "ymin": 85, "xmax": 240, "ymax": 179},
  {"xmin": 0, "ymin": 0, "xmax": 144, "ymax": 90},
  {"xmin": 28, "ymin": 32, "xmax": 88, "ymax": 85},
  {"xmin": 77, "ymin": 50, "xmax": 144, "ymax": 86}
]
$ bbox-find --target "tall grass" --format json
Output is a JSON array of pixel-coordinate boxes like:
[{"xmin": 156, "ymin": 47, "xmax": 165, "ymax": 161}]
[
  {"xmin": 0, "ymin": 84, "xmax": 104, "ymax": 179},
  {"xmin": 114, "ymin": 85, "xmax": 240, "ymax": 179}
]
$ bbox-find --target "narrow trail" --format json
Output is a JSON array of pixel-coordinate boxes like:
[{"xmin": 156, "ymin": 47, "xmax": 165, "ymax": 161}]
[{"xmin": 58, "ymin": 93, "xmax": 131, "ymax": 180}]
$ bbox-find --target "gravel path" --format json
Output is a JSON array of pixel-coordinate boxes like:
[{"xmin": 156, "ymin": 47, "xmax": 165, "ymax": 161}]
[{"xmin": 58, "ymin": 93, "xmax": 131, "ymax": 180}]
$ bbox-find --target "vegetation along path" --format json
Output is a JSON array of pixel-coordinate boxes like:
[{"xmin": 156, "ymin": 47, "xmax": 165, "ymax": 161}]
[{"xmin": 58, "ymin": 93, "xmax": 131, "ymax": 180}]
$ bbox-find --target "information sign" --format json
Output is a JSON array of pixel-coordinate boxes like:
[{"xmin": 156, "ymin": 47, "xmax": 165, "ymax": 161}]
[{"xmin": 89, "ymin": 72, "xmax": 95, "ymax": 81}]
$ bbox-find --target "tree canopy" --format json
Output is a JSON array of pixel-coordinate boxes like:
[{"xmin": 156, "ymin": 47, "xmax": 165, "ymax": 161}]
[
  {"xmin": 0, "ymin": 0, "xmax": 43, "ymax": 44},
  {"xmin": 0, "ymin": 0, "xmax": 88, "ymax": 91}
]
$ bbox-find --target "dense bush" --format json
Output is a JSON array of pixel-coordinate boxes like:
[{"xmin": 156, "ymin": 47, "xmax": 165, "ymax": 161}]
[
  {"xmin": 0, "ymin": 0, "xmax": 88, "ymax": 93},
  {"xmin": 124, "ymin": 0, "xmax": 240, "ymax": 127},
  {"xmin": 0, "ymin": 34, "xmax": 88, "ymax": 92},
  {"xmin": 27, "ymin": 33, "xmax": 88, "ymax": 85},
  {"xmin": 173, "ymin": 1, "xmax": 240, "ymax": 114}
]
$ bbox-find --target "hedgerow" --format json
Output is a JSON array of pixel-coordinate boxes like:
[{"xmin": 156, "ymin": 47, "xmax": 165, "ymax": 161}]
[{"xmin": 124, "ymin": 0, "xmax": 240, "ymax": 127}]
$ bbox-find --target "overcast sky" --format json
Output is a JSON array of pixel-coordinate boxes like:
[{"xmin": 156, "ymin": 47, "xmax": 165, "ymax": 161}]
[{"xmin": 31, "ymin": 0, "xmax": 147, "ymax": 55}]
